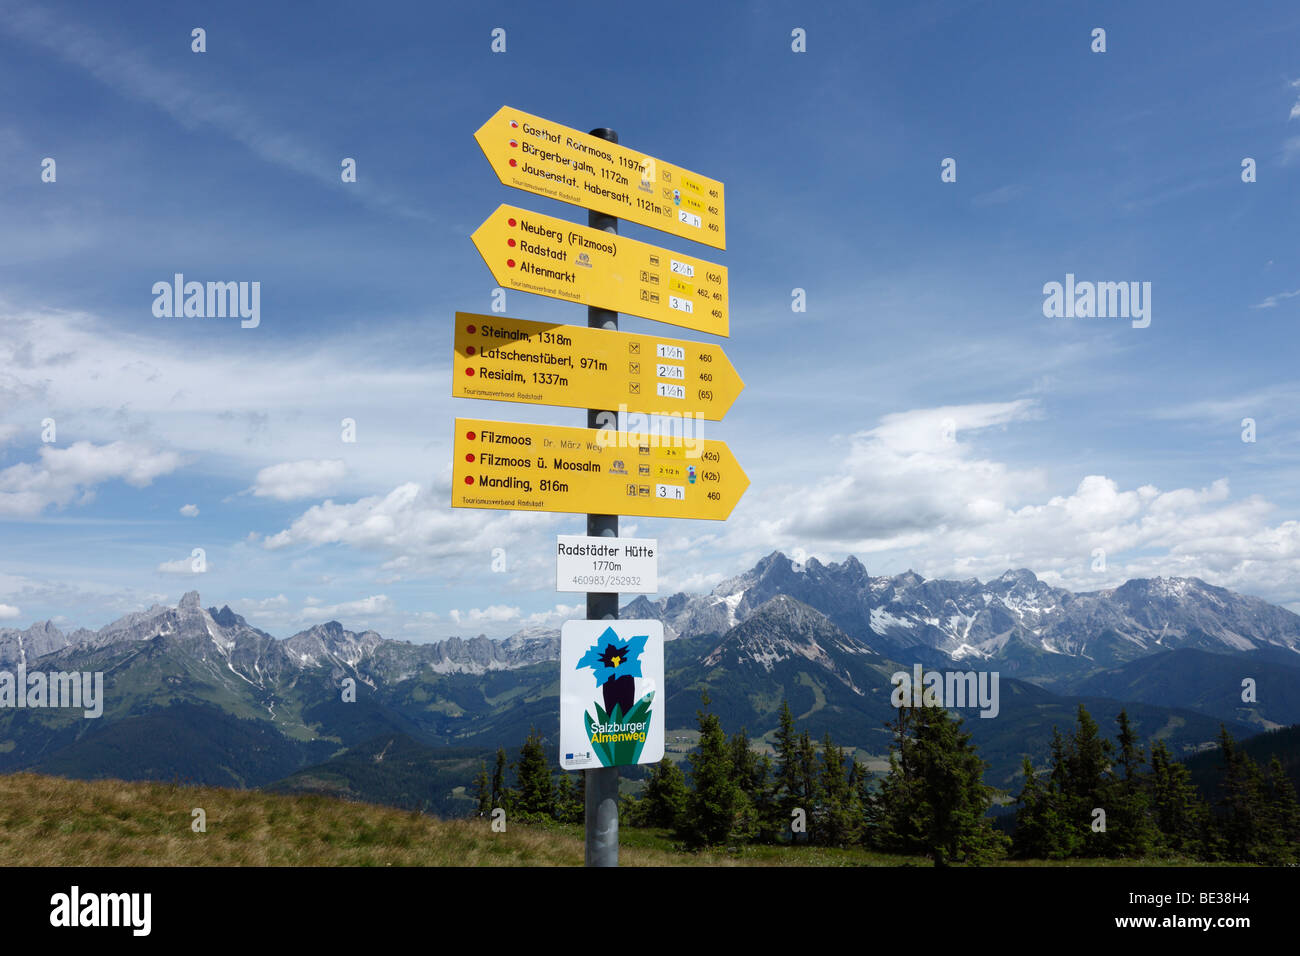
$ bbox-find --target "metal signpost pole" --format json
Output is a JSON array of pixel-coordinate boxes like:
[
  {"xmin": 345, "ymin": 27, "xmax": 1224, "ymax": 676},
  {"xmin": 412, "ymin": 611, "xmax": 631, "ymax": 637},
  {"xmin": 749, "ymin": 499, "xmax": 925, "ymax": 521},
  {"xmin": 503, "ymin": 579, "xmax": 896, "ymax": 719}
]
[{"xmin": 584, "ymin": 126, "xmax": 620, "ymax": 868}]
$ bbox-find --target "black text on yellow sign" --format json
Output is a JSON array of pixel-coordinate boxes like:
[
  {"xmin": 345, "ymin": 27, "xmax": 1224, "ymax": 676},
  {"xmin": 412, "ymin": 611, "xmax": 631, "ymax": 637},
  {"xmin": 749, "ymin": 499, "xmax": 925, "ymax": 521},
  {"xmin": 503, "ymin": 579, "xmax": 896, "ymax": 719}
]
[
  {"xmin": 474, "ymin": 106, "xmax": 726, "ymax": 250},
  {"xmin": 471, "ymin": 204, "xmax": 729, "ymax": 336},
  {"xmin": 451, "ymin": 418, "xmax": 748, "ymax": 521},
  {"xmin": 452, "ymin": 313, "xmax": 743, "ymax": 421}
]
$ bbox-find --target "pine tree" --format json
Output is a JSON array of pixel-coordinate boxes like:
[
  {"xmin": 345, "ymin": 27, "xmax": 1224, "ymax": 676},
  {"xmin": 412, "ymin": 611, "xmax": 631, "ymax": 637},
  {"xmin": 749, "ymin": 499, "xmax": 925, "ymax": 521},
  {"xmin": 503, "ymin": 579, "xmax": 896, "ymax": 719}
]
[
  {"xmin": 1148, "ymin": 739, "xmax": 1208, "ymax": 857},
  {"xmin": 473, "ymin": 760, "xmax": 491, "ymax": 816},
  {"xmin": 514, "ymin": 727, "xmax": 554, "ymax": 821},
  {"xmin": 818, "ymin": 732, "xmax": 855, "ymax": 846},
  {"xmin": 726, "ymin": 728, "xmax": 763, "ymax": 841},
  {"xmin": 553, "ymin": 772, "xmax": 584, "ymax": 824},
  {"xmin": 771, "ymin": 699, "xmax": 802, "ymax": 836},
  {"xmin": 867, "ymin": 704, "xmax": 921, "ymax": 853},
  {"xmin": 1214, "ymin": 725, "xmax": 1268, "ymax": 862},
  {"xmin": 907, "ymin": 703, "xmax": 1008, "ymax": 865},
  {"xmin": 1013, "ymin": 756, "xmax": 1073, "ymax": 859},
  {"xmin": 683, "ymin": 693, "xmax": 740, "ymax": 847},
  {"xmin": 639, "ymin": 756, "xmax": 690, "ymax": 830},
  {"xmin": 1262, "ymin": 755, "xmax": 1300, "ymax": 864},
  {"xmin": 491, "ymin": 747, "xmax": 511, "ymax": 813},
  {"xmin": 1100, "ymin": 709, "xmax": 1157, "ymax": 858},
  {"xmin": 1064, "ymin": 705, "xmax": 1114, "ymax": 857}
]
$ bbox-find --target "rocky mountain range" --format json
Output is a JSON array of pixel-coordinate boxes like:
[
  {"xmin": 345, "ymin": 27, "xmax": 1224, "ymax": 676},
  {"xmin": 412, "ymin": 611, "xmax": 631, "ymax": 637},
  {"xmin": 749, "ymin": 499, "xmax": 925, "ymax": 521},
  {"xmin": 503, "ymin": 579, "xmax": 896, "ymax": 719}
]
[{"xmin": 0, "ymin": 551, "xmax": 1295, "ymax": 805}]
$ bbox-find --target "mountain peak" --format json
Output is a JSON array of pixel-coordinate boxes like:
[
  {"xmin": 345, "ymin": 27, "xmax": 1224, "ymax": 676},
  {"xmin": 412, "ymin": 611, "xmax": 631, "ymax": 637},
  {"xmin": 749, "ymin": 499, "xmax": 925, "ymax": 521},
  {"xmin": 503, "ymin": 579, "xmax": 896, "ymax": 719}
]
[{"xmin": 179, "ymin": 591, "xmax": 202, "ymax": 610}]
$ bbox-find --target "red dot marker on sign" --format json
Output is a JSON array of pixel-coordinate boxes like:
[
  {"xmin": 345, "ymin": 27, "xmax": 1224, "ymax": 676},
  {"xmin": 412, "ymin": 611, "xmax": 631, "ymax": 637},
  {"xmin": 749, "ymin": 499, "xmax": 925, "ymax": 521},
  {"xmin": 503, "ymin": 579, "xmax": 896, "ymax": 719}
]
[
  {"xmin": 509, "ymin": 140, "xmax": 517, "ymax": 148},
  {"xmin": 507, "ymin": 239, "xmax": 515, "ymax": 247},
  {"xmin": 465, "ymin": 368, "xmax": 475, "ymax": 376},
  {"xmin": 509, "ymin": 159, "xmax": 517, "ymax": 167},
  {"xmin": 466, "ymin": 346, "xmax": 476, "ymax": 356},
  {"xmin": 508, "ymin": 218, "xmax": 516, "ymax": 227},
  {"xmin": 510, "ymin": 120, "xmax": 518, "ymax": 128},
  {"xmin": 465, "ymin": 454, "xmax": 475, "ymax": 463},
  {"xmin": 467, "ymin": 431, "xmax": 476, "ymax": 440},
  {"xmin": 464, "ymin": 476, "xmax": 474, "ymax": 485},
  {"xmin": 466, "ymin": 325, "xmax": 476, "ymax": 334},
  {"xmin": 506, "ymin": 259, "xmax": 516, "ymax": 268}
]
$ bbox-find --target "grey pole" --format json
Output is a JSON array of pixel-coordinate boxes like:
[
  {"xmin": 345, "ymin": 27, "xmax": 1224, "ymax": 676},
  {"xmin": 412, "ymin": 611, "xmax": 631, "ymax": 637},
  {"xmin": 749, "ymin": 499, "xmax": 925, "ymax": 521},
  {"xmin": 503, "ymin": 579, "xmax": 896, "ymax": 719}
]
[{"xmin": 584, "ymin": 126, "xmax": 620, "ymax": 868}]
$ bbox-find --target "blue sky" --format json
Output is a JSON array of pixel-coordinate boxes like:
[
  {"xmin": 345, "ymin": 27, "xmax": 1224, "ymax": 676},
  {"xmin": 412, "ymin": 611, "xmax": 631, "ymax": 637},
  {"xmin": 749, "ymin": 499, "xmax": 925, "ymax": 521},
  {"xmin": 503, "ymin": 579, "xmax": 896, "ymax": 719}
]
[{"xmin": 2, "ymin": 0, "xmax": 1299, "ymax": 639}]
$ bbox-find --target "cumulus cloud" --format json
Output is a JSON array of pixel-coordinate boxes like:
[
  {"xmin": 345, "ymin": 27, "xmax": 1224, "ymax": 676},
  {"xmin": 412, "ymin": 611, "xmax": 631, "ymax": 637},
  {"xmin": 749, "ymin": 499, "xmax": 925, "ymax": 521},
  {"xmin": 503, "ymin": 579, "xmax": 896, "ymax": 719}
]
[
  {"xmin": 297, "ymin": 594, "xmax": 392, "ymax": 622},
  {"xmin": 0, "ymin": 604, "xmax": 20, "ymax": 620},
  {"xmin": 157, "ymin": 555, "xmax": 201, "ymax": 574},
  {"xmin": 0, "ymin": 441, "xmax": 184, "ymax": 516},
  {"xmin": 0, "ymin": 424, "xmax": 21, "ymax": 446},
  {"xmin": 448, "ymin": 605, "xmax": 522, "ymax": 626},
  {"xmin": 262, "ymin": 481, "xmax": 557, "ymax": 582},
  {"xmin": 746, "ymin": 402, "xmax": 1300, "ymax": 605},
  {"xmin": 179, "ymin": 503, "xmax": 199, "ymax": 517},
  {"xmin": 250, "ymin": 459, "xmax": 347, "ymax": 501}
]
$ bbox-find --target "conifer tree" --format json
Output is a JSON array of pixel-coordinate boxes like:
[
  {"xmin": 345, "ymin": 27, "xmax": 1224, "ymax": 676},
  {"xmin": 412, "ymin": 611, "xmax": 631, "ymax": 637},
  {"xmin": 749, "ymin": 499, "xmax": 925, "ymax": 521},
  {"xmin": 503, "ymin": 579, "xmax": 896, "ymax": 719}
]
[
  {"xmin": 639, "ymin": 756, "xmax": 690, "ymax": 830},
  {"xmin": 514, "ymin": 727, "xmax": 554, "ymax": 821},
  {"xmin": 907, "ymin": 703, "xmax": 1008, "ymax": 865},
  {"xmin": 1148, "ymin": 739, "xmax": 1208, "ymax": 856},
  {"xmin": 1214, "ymin": 725, "xmax": 1267, "ymax": 861},
  {"xmin": 684, "ymin": 692, "xmax": 740, "ymax": 847},
  {"xmin": 473, "ymin": 760, "xmax": 491, "ymax": 816},
  {"xmin": 1263, "ymin": 754, "xmax": 1300, "ymax": 864},
  {"xmin": 1013, "ymin": 756, "xmax": 1073, "ymax": 859},
  {"xmin": 818, "ymin": 732, "xmax": 854, "ymax": 846},
  {"xmin": 772, "ymin": 700, "xmax": 802, "ymax": 835},
  {"xmin": 553, "ymin": 772, "xmax": 584, "ymax": 824},
  {"xmin": 1100, "ymin": 709, "xmax": 1157, "ymax": 858},
  {"xmin": 491, "ymin": 746, "xmax": 511, "ymax": 812}
]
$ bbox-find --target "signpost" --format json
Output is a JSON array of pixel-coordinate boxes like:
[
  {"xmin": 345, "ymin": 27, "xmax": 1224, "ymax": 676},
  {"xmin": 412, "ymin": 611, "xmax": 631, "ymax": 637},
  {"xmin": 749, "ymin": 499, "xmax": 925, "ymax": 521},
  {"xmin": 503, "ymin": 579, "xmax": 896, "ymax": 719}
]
[
  {"xmin": 452, "ymin": 312, "xmax": 743, "ymax": 419},
  {"xmin": 455, "ymin": 109, "xmax": 737, "ymax": 866},
  {"xmin": 451, "ymin": 417, "xmax": 748, "ymax": 521},
  {"xmin": 471, "ymin": 204, "xmax": 729, "ymax": 335},
  {"xmin": 474, "ymin": 107, "xmax": 726, "ymax": 250}
]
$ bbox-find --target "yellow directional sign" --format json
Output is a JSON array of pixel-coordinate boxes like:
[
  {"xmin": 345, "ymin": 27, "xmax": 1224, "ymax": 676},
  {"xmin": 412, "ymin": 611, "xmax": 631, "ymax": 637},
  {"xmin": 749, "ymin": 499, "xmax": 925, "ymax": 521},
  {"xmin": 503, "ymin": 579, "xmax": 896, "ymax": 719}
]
[
  {"xmin": 471, "ymin": 205, "xmax": 729, "ymax": 337},
  {"xmin": 451, "ymin": 418, "xmax": 748, "ymax": 521},
  {"xmin": 452, "ymin": 312, "xmax": 743, "ymax": 420},
  {"xmin": 474, "ymin": 106, "xmax": 726, "ymax": 250}
]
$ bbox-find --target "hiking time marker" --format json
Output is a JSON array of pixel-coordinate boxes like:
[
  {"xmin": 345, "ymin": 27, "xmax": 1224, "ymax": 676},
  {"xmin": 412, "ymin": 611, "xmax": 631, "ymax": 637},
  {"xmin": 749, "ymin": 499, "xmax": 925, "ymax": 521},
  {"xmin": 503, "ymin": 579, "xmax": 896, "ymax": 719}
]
[
  {"xmin": 475, "ymin": 107, "xmax": 726, "ymax": 250},
  {"xmin": 452, "ymin": 312, "xmax": 743, "ymax": 420},
  {"xmin": 471, "ymin": 204, "xmax": 729, "ymax": 335}
]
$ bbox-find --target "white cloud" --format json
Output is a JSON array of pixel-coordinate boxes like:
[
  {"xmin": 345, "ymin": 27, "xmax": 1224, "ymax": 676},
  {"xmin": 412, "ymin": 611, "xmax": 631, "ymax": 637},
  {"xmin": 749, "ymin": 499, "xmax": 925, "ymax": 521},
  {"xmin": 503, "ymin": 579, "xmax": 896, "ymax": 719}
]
[
  {"xmin": 0, "ymin": 424, "xmax": 21, "ymax": 446},
  {"xmin": 0, "ymin": 440, "xmax": 184, "ymax": 516},
  {"xmin": 297, "ymin": 594, "xmax": 392, "ymax": 622},
  {"xmin": 1251, "ymin": 289, "xmax": 1300, "ymax": 309},
  {"xmin": 449, "ymin": 605, "xmax": 522, "ymax": 626},
  {"xmin": 0, "ymin": 604, "xmax": 20, "ymax": 620},
  {"xmin": 179, "ymin": 503, "xmax": 199, "ymax": 517},
  {"xmin": 157, "ymin": 556, "xmax": 201, "ymax": 574},
  {"xmin": 250, "ymin": 459, "xmax": 347, "ymax": 501},
  {"xmin": 736, "ymin": 402, "xmax": 1300, "ymax": 607}
]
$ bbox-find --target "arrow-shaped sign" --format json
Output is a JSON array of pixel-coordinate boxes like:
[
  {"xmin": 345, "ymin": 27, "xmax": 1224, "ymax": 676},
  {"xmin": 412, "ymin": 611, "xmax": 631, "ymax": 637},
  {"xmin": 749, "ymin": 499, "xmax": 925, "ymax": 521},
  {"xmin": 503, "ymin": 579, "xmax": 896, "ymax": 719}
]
[
  {"xmin": 474, "ymin": 107, "xmax": 726, "ymax": 250},
  {"xmin": 451, "ymin": 417, "xmax": 748, "ymax": 521},
  {"xmin": 452, "ymin": 312, "xmax": 743, "ymax": 421},
  {"xmin": 471, "ymin": 205, "xmax": 729, "ymax": 337}
]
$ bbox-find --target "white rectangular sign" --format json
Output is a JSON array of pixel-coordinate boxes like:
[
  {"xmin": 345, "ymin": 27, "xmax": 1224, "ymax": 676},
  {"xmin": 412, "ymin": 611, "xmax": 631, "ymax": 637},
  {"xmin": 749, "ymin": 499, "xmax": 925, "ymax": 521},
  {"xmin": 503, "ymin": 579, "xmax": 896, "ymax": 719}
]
[
  {"xmin": 555, "ymin": 535, "xmax": 658, "ymax": 594},
  {"xmin": 559, "ymin": 619, "xmax": 664, "ymax": 771}
]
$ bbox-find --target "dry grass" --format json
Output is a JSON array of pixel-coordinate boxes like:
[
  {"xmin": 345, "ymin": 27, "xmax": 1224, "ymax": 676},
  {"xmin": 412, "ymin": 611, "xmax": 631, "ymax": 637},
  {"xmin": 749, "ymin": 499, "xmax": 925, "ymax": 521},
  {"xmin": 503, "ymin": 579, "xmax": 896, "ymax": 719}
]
[{"xmin": 0, "ymin": 773, "xmax": 742, "ymax": 867}]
